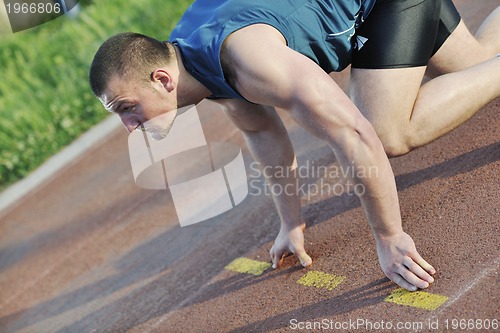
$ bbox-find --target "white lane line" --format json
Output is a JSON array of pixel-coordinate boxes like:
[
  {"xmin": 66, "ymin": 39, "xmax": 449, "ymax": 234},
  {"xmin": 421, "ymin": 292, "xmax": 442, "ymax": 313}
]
[{"xmin": 420, "ymin": 256, "xmax": 499, "ymax": 331}]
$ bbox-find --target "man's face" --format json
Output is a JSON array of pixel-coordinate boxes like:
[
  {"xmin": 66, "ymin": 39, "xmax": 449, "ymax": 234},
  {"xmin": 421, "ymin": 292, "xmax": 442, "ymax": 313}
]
[{"xmin": 100, "ymin": 74, "xmax": 178, "ymax": 139}]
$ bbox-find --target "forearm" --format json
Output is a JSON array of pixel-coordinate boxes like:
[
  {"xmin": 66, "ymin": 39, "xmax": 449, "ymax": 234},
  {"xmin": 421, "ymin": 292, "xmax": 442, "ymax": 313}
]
[
  {"xmin": 222, "ymin": 102, "xmax": 303, "ymax": 230},
  {"xmin": 244, "ymin": 126, "xmax": 302, "ymax": 230},
  {"xmin": 288, "ymin": 96, "xmax": 404, "ymax": 241},
  {"xmin": 336, "ymin": 121, "xmax": 404, "ymax": 240},
  {"xmin": 285, "ymin": 98, "xmax": 437, "ymax": 287}
]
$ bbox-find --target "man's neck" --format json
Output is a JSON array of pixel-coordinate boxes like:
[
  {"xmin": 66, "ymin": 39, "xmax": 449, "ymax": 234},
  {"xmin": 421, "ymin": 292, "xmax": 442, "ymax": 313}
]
[{"xmin": 174, "ymin": 46, "xmax": 212, "ymax": 107}]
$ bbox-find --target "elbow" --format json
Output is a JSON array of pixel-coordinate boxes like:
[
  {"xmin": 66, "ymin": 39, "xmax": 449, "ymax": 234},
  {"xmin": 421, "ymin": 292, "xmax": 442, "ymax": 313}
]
[
  {"xmin": 332, "ymin": 112, "xmax": 387, "ymax": 162},
  {"xmin": 286, "ymin": 81, "xmax": 386, "ymax": 156},
  {"xmin": 353, "ymin": 115, "xmax": 381, "ymax": 147}
]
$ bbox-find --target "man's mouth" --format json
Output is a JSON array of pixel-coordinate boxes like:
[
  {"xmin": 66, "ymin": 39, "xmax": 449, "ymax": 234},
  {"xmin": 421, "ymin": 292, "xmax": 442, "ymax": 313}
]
[{"xmin": 132, "ymin": 108, "xmax": 181, "ymax": 141}]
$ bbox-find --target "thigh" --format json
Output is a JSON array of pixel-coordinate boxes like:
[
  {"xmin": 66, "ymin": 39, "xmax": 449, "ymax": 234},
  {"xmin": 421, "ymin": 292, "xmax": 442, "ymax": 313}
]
[
  {"xmin": 349, "ymin": 0, "xmax": 455, "ymax": 133},
  {"xmin": 349, "ymin": 66, "xmax": 426, "ymax": 139},
  {"xmin": 427, "ymin": 20, "xmax": 496, "ymax": 76}
]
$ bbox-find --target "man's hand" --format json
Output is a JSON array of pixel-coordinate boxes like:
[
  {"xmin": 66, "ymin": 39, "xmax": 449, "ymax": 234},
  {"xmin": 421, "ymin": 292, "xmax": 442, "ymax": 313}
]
[
  {"xmin": 376, "ymin": 231, "xmax": 436, "ymax": 291},
  {"xmin": 270, "ymin": 224, "xmax": 312, "ymax": 269}
]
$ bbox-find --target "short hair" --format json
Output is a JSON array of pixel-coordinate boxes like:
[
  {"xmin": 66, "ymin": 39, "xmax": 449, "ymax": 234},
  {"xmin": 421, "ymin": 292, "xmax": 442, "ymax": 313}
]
[{"xmin": 89, "ymin": 32, "xmax": 175, "ymax": 97}]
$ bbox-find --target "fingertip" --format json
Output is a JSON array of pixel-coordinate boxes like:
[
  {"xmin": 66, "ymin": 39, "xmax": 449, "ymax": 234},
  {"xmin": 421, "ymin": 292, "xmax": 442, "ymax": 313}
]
[
  {"xmin": 298, "ymin": 253, "xmax": 312, "ymax": 267},
  {"xmin": 270, "ymin": 255, "xmax": 276, "ymax": 269},
  {"xmin": 418, "ymin": 258, "xmax": 435, "ymax": 274},
  {"xmin": 273, "ymin": 256, "xmax": 284, "ymax": 269}
]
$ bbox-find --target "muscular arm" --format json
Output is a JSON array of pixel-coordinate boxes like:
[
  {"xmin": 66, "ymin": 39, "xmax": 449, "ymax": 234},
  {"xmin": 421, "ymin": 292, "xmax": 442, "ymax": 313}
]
[
  {"xmin": 219, "ymin": 99, "xmax": 312, "ymax": 268},
  {"xmin": 222, "ymin": 24, "xmax": 435, "ymax": 290}
]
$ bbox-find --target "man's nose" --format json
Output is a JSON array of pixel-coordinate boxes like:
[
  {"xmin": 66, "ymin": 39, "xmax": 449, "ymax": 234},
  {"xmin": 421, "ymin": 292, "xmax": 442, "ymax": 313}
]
[{"xmin": 120, "ymin": 113, "xmax": 141, "ymax": 133}]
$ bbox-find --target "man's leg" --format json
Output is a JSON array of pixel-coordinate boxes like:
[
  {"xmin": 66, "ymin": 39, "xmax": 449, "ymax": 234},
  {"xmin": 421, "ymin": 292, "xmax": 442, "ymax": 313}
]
[
  {"xmin": 428, "ymin": 7, "xmax": 500, "ymax": 75},
  {"xmin": 350, "ymin": 8, "xmax": 500, "ymax": 157},
  {"xmin": 219, "ymin": 99, "xmax": 313, "ymax": 268}
]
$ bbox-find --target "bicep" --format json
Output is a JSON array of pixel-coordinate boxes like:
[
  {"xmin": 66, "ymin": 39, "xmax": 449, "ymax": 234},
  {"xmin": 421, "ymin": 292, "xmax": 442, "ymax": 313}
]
[
  {"xmin": 222, "ymin": 24, "xmax": 312, "ymax": 108},
  {"xmin": 223, "ymin": 24, "xmax": 361, "ymax": 136}
]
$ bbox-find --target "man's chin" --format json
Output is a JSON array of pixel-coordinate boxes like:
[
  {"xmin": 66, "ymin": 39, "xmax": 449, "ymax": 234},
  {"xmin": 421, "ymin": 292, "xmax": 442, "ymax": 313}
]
[
  {"xmin": 150, "ymin": 129, "xmax": 168, "ymax": 141},
  {"xmin": 142, "ymin": 115, "xmax": 177, "ymax": 140}
]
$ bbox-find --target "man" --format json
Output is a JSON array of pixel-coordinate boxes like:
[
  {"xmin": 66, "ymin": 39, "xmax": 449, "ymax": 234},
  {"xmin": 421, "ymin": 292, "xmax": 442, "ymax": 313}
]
[{"xmin": 89, "ymin": 0, "xmax": 500, "ymax": 292}]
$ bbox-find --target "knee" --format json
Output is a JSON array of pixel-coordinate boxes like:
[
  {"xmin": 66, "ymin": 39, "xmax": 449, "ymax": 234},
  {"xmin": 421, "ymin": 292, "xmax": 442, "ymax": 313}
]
[
  {"xmin": 383, "ymin": 140, "xmax": 412, "ymax": 157},
  {"xmin": 374, "ymin": 128, "xmax": 413, "ymax": 157}
]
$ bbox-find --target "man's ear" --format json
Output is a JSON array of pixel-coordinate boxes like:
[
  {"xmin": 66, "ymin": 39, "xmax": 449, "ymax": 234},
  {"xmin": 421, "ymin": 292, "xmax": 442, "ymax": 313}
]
[{"xmin": 150, "ymin": 69, "xmax": 175, "ymax": 92}]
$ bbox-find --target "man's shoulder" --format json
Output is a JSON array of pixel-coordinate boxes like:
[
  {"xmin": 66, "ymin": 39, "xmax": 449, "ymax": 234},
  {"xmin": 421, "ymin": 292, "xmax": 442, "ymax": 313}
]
[
  {"xmin": 168, "ymin": 0, "xmax": 290, "ymax": 100},
  {"xmin": 169, "ymin": 0, "xmax": 300, "ymax": 41},
  {"xmin": 169, "ymin": 0, "xmax": 239, "ymax": 40}
]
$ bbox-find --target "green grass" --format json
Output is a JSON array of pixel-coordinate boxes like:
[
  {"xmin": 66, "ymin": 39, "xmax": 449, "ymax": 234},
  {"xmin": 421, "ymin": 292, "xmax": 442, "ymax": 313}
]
[{"xmin": 0, "ymin": 0, "xmax": 192, "ymax": 189}]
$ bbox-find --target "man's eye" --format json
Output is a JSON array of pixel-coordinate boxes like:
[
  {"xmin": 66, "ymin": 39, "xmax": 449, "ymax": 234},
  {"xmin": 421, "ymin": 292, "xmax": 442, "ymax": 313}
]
[{"xmin": 122, "ymin": 106, "xmax": 135, "ymax": 113}]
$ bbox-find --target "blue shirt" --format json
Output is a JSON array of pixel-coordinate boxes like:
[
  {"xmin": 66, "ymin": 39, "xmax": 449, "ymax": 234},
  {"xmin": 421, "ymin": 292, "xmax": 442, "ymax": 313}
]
[{"xmin": 169, "ymin": 0, "xmax": 376, "ymax": 99}]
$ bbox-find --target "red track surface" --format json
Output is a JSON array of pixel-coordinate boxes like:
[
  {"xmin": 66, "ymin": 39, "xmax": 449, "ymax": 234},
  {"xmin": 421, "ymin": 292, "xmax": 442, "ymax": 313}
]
[{"xmin": 0, "ymin": 1, "xmax": 498, "ymax": 332}]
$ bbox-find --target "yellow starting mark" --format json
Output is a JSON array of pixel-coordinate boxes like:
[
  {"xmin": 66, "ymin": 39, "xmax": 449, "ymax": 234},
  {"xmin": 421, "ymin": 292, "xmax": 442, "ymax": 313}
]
[
  {"xmin": 385, "ymin": 288, "xmax": 449, "ymax": 311},
  {"xmin": 297, "ymin": 270, "xmax": 346, "ymax": 291},
  {"xmin": 225, "ymin": 257, "xmax": 272, "ymax": 276}
]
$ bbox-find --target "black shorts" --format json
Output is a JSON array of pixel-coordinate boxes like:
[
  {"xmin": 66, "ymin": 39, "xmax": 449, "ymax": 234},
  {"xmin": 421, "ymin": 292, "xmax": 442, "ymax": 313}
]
[{"xmin": 352, "ymin": 0, "xmax": 461, "ymax": 69}]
